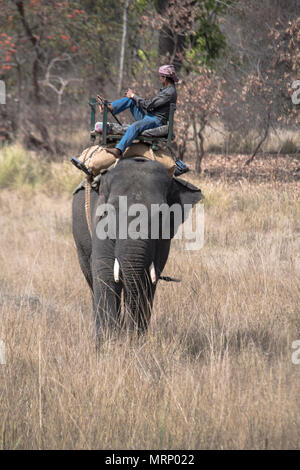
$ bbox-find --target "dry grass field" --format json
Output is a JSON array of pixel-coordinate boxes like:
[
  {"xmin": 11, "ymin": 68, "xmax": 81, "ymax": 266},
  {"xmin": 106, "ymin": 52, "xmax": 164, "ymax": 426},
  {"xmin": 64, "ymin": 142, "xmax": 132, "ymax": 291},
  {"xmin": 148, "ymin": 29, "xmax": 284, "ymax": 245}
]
[{"xmin": 0, "ymin": 146, "xmax": 299, "ymax": 449}]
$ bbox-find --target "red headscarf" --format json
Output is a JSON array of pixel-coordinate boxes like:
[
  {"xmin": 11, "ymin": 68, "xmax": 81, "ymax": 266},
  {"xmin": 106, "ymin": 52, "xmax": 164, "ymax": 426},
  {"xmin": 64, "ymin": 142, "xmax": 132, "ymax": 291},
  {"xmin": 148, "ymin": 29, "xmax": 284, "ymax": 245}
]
[{"xmin": 158, "ymin": 64, "xmax": 179, "ymax": 83}]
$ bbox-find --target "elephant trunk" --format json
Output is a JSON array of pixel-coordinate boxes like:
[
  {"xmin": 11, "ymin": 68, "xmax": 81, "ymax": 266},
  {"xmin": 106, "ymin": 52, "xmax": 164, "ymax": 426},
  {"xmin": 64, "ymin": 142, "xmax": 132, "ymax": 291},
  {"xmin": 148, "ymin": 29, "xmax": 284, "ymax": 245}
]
[{"xmin": 115, "ymin": 239, "xmax": 157, "ymax": 333}]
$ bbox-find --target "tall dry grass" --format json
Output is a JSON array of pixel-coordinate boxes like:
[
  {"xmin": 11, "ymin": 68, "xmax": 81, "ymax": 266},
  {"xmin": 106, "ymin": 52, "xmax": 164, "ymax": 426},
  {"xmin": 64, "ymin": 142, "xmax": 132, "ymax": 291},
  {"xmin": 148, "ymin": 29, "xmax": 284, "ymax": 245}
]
[{"xmin": 0, "ymin": 171, "xmax": 299, "ymax": 449}]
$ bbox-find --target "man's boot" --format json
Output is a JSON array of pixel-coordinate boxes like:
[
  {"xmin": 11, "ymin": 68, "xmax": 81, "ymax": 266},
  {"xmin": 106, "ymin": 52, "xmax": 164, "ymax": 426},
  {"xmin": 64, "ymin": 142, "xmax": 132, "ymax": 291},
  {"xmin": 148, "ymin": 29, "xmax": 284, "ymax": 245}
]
[{"xmin": 106, "ymin": 148, "xmax": 122, "ymax": 159}]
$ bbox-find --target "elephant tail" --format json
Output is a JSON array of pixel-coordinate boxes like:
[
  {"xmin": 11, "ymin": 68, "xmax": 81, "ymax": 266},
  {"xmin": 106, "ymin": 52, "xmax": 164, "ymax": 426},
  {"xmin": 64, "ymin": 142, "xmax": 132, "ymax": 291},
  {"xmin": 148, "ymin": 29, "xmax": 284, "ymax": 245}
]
[{"xmin": 159, "ymin": 276, "xmax": 181, "ymax": 282}]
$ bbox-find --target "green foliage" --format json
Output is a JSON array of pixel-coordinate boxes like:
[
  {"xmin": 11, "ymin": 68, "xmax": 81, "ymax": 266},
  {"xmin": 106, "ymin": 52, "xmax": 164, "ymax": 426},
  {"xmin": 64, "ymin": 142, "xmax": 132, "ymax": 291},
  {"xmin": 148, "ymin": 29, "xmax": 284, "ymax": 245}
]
[
  {"xmin": 188, "ymin": 21, "xmax": 227, "ymax": 66},
  {"xmin": 134, "ymin": 0, "xmax": 149, "ymax": 14},
  {"xmin": 0, "ymin": 144, "xmax": 82, "ymax": 194},
  {"xmin": 0, "ymin": 144, "xmax": 47, "ymax": 189},
  {"xmin": 47, "ymin": 160, "xmax": 83, "ymax": 195},
  {"xmin": 188, "ymin": 0, "xmax": 234, "ymax": 67},
  {"xmin": 138, "ymin": 49, "xmax": 147, "ymax": 61}
]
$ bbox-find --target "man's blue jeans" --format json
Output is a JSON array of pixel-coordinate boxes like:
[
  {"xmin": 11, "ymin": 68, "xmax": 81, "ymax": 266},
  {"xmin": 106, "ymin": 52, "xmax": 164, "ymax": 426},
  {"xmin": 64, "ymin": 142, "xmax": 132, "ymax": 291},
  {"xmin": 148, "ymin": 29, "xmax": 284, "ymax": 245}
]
[{"xmin": 110, "ymin": 97, "xmax": 162, "ymax": 153}]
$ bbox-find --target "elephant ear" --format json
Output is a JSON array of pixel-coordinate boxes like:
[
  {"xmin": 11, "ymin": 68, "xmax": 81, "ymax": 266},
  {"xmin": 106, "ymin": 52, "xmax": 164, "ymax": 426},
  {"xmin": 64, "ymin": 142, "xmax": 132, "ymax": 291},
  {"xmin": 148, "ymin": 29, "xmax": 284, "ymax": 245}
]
[
  {"xmin": 168, "ymin": 177, "xmax": 203, "ymax": 209},
  {"xmin": 167, "ymin": 177, "xmax": 204, "ymax": 238}
]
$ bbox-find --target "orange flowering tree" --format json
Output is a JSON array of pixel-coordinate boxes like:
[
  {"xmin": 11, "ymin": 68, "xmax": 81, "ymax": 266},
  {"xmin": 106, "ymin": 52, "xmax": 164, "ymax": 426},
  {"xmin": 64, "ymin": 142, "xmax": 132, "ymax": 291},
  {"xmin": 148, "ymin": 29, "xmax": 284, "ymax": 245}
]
[
  {"xmin": 0, "ymin": 0, "xmax": 90, "ymax": 151},
  {"xmin": 0, "ymin": 0, "xmax": 125, "ymax": 154}
]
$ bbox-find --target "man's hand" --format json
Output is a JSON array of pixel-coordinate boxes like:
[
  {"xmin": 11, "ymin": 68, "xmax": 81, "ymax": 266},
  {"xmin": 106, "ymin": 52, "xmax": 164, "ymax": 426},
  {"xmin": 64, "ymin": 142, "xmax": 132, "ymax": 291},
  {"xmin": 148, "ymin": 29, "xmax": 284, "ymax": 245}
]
[
  {"xmin": 97, "ymin": 95, "xmax": 113, "ymax": 113},
  {"xmin": 97, "ymin": 94, "xmax": 104, "ymax": 112},
  {"xmin": 125, "ymin": 88, "xmax": 135, "ymax": 99}
]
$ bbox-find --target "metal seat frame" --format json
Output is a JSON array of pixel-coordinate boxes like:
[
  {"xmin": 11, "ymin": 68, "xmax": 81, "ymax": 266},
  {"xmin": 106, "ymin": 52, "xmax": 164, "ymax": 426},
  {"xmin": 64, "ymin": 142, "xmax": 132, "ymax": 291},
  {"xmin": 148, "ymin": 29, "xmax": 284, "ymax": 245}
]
[{"xmin": 89, "ymin": 98, "xmax": 175, "ymax": 151}]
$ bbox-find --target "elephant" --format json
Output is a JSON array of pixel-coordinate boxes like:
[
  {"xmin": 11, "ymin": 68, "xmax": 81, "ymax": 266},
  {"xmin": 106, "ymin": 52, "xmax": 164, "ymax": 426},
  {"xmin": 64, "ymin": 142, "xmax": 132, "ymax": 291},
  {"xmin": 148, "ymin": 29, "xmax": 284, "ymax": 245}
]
[{"xmin": 72, "ymin": 157, "xmax": 202, "ymax": 337}]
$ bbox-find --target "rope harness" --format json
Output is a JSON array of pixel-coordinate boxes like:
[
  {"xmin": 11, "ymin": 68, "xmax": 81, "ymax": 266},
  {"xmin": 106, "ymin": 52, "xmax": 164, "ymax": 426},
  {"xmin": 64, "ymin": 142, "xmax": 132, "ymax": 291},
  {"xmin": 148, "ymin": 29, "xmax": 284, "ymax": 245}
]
[
  {"xmin": 84, "ymin": 157, "xmax": 120, "ymax": 239},
  {"xmin": 85, "ymin": 178, "xmax": 93, "ymax": 237}
]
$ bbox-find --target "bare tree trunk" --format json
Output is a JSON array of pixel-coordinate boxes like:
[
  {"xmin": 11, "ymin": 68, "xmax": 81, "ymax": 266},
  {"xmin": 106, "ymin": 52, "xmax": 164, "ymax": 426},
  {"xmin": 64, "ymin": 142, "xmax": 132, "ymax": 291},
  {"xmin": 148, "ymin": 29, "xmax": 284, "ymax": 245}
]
[
  {"xmin": 154, "ymin": 0, "xmax": 187, "ymax": 70},
  {"xmin": 192, "ymin": 117, "xmax": 200, "ymax": 170},
  {"xmin": 177, "ymin": 121, "xmax": 190, "ymax": 160},
  {"xmin": 244, "ymin": 112, "xmax": 270, "ymax": 166},
  {"xmin": 16, "ymin": 0, "xmax": 55, "ymax": 156},
  {"xmin": 15, "ymin": 61, "xmax": 22, "ymax": 137},
  {"xmin": 118, "ymin": 0, "xmax": 130, "ymax": 94},
  {"xmin": 195, "ymin": 119, "xmax": 206, "ymax": 174},
  {"xmin": 178, "ymin": 140, "xmax": 186, "ymax": 161}
]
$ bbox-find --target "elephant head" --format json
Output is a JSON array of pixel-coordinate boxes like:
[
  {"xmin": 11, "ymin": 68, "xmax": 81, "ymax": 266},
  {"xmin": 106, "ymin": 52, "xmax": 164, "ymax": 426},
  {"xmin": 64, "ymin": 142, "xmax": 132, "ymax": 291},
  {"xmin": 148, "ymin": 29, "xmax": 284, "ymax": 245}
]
[{"xmin": 72, "ymin": 157, "xmax": 202, "ymax": 337}]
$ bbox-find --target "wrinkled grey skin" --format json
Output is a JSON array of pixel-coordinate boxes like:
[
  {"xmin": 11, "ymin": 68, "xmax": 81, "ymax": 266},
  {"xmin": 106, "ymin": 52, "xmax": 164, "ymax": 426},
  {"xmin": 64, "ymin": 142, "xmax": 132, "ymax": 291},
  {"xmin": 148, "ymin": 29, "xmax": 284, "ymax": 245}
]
[{"xmin": 72, "ymin": 158, "xmax": 202, "ymax": 337}]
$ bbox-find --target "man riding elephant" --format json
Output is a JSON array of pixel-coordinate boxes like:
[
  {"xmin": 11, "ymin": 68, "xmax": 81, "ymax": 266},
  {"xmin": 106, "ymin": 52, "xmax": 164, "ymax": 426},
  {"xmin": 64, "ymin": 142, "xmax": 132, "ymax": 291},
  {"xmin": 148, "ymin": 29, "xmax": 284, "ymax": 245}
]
[{"xmin": 97, "ymin": 64, "xmax": 179, "ymax": 158}]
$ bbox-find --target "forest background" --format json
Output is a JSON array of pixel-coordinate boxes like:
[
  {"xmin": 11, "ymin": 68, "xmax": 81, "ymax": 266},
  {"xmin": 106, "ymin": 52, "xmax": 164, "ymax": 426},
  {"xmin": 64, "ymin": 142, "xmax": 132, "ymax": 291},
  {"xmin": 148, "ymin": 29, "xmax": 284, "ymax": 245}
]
[{"xmin": 0, "ymin": 0, "xmax": 299, "ymax": 175}]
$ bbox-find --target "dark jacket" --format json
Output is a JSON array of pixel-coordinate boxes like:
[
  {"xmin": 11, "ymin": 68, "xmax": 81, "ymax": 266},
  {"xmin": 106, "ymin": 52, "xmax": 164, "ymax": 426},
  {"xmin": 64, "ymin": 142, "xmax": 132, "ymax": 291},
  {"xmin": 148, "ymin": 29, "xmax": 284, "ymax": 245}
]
[{"xmin": 133, "ymin": 85, "xmax": 177, "ymax": 125}]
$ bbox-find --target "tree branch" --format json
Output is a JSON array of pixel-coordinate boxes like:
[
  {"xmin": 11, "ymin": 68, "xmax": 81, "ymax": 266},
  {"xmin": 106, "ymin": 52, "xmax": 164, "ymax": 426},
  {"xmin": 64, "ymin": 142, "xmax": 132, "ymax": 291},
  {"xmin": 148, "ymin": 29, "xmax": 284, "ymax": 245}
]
[{"xmin": 244, "ymin": 111, "xmax": 271, "ymax": 166}]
